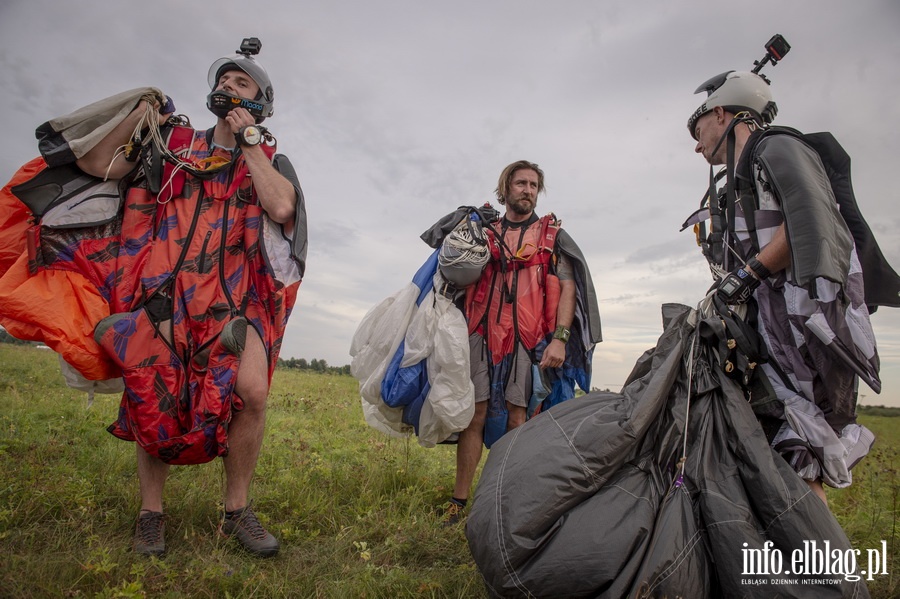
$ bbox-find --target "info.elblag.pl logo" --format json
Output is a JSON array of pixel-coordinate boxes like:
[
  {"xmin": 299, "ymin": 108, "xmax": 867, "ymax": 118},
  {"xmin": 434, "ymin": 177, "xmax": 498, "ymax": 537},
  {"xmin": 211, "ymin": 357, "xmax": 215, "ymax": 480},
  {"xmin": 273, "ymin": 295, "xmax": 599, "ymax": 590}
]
[{"xmin": 741, "ymin": 540, "xmax": 890, "ymax": 584}]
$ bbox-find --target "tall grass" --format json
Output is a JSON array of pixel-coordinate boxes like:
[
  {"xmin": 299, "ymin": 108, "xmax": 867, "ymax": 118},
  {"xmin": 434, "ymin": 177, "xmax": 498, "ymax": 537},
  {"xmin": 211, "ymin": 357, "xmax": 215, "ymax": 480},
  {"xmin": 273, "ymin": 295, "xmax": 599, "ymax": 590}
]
[
  {"xmin": 1, "ymin": 343, "xmax": 897, "ymax": 598},
  {"xmin": 0, "ymin": 344, "xmax": 482, "ymax": 598},
  {"xmin": 828, "ymin": 415, "xmax": 900, "ymax": 598}
]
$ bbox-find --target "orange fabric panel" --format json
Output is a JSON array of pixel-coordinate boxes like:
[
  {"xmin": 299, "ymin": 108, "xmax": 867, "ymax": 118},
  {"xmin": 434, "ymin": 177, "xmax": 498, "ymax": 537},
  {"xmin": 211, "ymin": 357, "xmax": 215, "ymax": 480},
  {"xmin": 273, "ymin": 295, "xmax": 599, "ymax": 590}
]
[
  {"xmin": 0, "ymin": 252, "xmax": 119, "ymax": 380},
  {"xmin": 0, "ymin": 157, "xmax": 46, "ymax": 274}
]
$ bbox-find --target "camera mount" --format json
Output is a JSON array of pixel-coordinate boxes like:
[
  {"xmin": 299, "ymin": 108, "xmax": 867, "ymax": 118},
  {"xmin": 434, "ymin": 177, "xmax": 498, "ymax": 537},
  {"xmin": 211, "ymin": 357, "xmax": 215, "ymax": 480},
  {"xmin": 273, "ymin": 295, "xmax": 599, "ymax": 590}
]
[
  {"xmin": 751, "ymin": 34, "xmax": 791, "ymax": 83},
  {"xmin": 238, "ymin": 37, "xmax": 262, "ymax": 56}
]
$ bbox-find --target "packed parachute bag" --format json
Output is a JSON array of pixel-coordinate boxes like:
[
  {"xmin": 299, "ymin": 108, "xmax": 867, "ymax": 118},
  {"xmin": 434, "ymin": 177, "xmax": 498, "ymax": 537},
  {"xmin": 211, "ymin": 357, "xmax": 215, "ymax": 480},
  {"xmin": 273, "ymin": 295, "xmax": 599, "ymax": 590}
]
[
  {"xmin": 466, "ymin": 300, "xmax": 870, "ymax": 598},
  {"xmin": 350, "ymin": 205, "xmax": 497, "ymax": 446}
]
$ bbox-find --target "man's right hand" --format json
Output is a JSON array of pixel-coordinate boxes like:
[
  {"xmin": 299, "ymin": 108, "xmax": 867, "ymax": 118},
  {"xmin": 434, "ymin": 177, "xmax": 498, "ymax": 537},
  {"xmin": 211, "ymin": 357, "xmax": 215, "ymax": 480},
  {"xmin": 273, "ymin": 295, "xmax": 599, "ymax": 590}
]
[
  {"xmin": 144, "ymin": 96, "xmax": 175, "ymax": 127},
  {"xmin": 77, "ymin": 96, "xmax": 173, "ymax": 179}
]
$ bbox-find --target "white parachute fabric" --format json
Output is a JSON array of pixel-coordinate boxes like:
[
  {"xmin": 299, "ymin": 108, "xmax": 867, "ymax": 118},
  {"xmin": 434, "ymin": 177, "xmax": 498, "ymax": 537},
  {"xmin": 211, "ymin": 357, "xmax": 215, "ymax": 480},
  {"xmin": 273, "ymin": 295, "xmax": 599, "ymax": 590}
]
[
  {"xmin": 350, "ymin": 251, "xmax": 474, "ymax": 446},
  {"xmin": 58, "ymin": 354, "xmax": 124, "ymax": 407},
  {"xmin": 405, "ymin": 273, "xmax": 474, "ymax": 446},
  {"xmin": 350, "ymin": 280, "xmax": 420, "ymax": 439}
]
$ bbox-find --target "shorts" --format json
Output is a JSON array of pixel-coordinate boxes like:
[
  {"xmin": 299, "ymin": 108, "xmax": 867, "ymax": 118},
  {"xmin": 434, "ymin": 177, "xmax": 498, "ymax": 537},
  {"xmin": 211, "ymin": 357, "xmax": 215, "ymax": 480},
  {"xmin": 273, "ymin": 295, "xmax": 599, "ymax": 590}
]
[{"xmin": 469, "ymin": 333, "xmax": 533, "ymax": 408}]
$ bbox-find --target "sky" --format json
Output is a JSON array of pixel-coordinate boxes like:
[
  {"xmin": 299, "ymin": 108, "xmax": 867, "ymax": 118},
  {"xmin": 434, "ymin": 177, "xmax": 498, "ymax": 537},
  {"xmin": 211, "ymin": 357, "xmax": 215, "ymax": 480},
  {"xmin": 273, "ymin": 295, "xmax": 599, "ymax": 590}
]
[{"xmin": 1, "ymin": 0, "xmax": 899, "ymax": 407}]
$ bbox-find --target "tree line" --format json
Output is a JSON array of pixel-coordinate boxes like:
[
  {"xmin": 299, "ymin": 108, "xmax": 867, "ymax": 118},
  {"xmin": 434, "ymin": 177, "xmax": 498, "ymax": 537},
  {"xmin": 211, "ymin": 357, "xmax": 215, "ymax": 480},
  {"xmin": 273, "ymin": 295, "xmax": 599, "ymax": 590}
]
[
  {"xmin": 276, "ymin": 357, "xmax": 352, "ymax": 376},
  {"xmin": 0, "ymin": 328, "xmax": 33, "ymax": 346}
]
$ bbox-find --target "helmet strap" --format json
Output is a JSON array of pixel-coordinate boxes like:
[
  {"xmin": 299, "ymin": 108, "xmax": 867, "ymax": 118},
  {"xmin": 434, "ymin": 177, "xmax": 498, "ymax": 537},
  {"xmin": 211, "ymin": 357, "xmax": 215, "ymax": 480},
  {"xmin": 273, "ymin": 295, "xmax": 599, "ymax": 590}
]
[
  {"xmin": 707, "ymin": 114, "xmax": 741, "ymax": 163},
  {"xmin": 723, "ymin": 126, "xmax": 739, "ymax": 271},
  {"xmin": 704, "ymin": 115, "xmax": 743, "ymax": 271}
]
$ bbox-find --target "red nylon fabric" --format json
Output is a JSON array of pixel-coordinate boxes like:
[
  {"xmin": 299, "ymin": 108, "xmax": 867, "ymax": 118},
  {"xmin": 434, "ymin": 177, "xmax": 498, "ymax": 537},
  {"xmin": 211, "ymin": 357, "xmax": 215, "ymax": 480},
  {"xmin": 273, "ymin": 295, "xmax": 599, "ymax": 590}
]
[
  {"xmin": 465, "ymin": 215, "xmax": 560, "ymax": 364},
  {"xmin": 103, "ymin": 126, "xmax": 297, "ymax": 464}
]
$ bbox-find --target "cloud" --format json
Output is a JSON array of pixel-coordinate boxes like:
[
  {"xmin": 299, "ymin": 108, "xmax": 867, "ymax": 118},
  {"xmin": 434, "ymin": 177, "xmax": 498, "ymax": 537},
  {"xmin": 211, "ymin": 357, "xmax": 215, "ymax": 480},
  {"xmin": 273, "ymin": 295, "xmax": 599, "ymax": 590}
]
[{"xmin": 1, "ymin": 0, "xmax": 898, "ymax": 405}]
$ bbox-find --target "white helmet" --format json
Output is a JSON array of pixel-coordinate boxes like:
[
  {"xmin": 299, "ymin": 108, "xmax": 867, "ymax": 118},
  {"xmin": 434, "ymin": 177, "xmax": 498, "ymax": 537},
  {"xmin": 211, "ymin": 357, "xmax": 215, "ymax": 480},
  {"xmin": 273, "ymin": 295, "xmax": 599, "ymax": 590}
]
[
  {"xmin": 206, "ymin": 38, "xmax": 275, "ymax": 122},
  {"xmin": 687, "ymin": 71, "xmax": 777, "ymax": 140}
]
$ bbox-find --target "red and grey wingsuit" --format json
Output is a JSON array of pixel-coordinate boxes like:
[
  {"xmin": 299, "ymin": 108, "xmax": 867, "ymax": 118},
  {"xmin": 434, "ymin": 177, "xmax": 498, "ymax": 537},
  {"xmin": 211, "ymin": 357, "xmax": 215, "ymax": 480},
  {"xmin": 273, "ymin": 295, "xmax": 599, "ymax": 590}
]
[{"xmin": 0, "ymin": 88, "xmax": 307, "ymax": 465}]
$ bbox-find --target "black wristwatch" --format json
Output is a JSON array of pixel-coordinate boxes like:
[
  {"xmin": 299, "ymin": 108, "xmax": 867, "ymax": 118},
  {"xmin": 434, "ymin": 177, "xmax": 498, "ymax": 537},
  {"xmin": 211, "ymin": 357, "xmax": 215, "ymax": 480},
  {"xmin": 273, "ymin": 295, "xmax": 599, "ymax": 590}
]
[
  {"xmin": 746, "ymin": 255, "xmax": 771, "ymax": 280},
  {"xmin": 235, "ymin": 125, "xmax": 263, "ymax": 147}
]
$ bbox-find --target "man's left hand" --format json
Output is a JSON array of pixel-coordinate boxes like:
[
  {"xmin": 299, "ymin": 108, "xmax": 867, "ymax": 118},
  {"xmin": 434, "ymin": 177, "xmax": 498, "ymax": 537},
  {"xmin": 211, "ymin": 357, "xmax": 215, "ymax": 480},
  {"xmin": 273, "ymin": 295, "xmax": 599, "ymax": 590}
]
[
  {"xmin": 716, "ymin": 265, "xmax": 761, "ymax": 305},
  {"xmin": 539, "ymin": 339, "xmax": 566, "ymax": 370}
]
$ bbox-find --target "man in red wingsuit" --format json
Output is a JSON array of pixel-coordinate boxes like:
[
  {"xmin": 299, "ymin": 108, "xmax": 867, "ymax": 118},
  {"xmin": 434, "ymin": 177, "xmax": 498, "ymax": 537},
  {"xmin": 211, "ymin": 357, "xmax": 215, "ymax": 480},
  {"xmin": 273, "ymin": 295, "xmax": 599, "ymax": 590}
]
[{"xmin": 74, "ymin": 40, "xmax": 306, "ymax": 557}]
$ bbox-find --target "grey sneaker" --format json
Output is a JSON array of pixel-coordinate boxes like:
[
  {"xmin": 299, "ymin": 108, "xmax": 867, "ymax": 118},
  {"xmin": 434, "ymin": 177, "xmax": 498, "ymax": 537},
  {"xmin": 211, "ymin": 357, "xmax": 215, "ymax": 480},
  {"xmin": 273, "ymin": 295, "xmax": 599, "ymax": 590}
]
[
  {"xmin": 220, "ymin": 504, "xmax": 279, "ymax": 558},
  {"xmin": 219, "ymin": 317, "xmax": 248, "ymax": 357},
  {"xmin": 134, "ymin": 510, "xmax": 166, "ymax": 556}
]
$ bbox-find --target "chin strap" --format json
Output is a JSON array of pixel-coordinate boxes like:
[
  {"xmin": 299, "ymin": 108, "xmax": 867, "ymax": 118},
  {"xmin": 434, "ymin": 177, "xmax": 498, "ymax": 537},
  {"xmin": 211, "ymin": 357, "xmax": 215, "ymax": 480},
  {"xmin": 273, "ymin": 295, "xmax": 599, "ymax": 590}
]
[{"xmin": 703, "ymin": 113, "xmax": 761, "ymax": 273}]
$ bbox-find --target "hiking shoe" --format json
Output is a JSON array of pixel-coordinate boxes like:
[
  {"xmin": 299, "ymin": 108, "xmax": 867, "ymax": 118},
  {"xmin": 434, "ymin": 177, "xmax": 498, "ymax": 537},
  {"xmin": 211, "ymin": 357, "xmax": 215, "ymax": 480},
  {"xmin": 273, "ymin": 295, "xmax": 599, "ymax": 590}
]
[
  {"xmin": 441, "ymin": 499, "xmax": 466, "ymax": 527},
  {"xmin": 134, "ymin": 510, "xmax": 166, "ymax": 556},
  {"xmin": 219, "ymin": 317, "xmax": 248, "ymax": 357},
  {"xmin": 220, "ymin": 504, "xmax": 279, "ymax": 558}
]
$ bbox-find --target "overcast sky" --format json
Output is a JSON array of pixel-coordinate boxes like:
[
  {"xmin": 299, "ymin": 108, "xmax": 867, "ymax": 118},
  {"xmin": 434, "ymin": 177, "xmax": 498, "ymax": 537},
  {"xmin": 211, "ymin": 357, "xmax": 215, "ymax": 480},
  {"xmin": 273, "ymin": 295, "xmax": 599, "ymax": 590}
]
[{"xmin": 2, "ymin": 0, "xmax": 899, "ymax": 406}]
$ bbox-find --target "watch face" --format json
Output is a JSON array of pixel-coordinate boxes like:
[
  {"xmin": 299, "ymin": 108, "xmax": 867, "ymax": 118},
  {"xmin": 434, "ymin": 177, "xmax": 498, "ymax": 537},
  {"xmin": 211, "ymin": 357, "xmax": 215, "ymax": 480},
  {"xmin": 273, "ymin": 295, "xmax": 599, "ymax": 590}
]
[
  {"xmin": 242, "ymin": 126, "xmax": 262, "ymax": 146},
  {"xmin": 721, "ymin": 278, "xmax": 741, "ymax": 295}
]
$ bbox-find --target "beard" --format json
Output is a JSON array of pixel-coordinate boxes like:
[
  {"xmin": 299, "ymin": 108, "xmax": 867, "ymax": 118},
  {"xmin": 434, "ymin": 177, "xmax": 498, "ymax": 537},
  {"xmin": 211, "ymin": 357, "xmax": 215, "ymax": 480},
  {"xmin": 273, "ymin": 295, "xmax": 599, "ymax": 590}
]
[{"xmin": 506, "ymin": 195, "xmax": 535, "ymax": 216}]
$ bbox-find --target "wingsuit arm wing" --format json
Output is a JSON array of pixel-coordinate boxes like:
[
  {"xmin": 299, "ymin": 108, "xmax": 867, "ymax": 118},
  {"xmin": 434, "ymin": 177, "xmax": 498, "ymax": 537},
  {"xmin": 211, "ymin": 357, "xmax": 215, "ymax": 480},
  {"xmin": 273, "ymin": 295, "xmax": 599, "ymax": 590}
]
[
  {"xmin": 556, "ymin": 229, "xmax": 602, "ymax": 345},
  {"xmin": 754, "ymin": 135, "xmax": 853, "ymax": 295}
]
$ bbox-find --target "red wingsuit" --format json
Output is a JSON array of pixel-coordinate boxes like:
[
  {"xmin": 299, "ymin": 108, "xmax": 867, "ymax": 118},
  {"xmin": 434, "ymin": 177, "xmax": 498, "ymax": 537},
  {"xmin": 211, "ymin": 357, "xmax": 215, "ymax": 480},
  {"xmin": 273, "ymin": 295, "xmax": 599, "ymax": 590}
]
[{"xmin": 0, "ymin": 124, "xmax": 305, "ymax": 465}]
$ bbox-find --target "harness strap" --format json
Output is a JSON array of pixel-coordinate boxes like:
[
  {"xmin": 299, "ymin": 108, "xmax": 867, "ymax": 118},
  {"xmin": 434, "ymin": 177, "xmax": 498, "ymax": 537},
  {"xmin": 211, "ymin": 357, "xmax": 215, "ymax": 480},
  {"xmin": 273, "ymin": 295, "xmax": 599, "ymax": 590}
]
[
  {"xmin": 725, "ymin": 130, "xmax": 739, "ymax": 270},
  {"xmin": 153, "ymin": 125, "xmax": 195, "ymax": 230},
  {"xmin": 469, "ymin": 214, "xmax": 561, "ymax": 340}
]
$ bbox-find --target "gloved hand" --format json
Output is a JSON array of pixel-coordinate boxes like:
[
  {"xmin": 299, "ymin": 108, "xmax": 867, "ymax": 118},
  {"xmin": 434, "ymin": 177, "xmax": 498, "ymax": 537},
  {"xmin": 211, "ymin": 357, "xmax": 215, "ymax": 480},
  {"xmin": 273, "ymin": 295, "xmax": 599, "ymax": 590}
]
[{"xmin": 716, "ymin": 265, "xmax": 760, "ymax": 305}]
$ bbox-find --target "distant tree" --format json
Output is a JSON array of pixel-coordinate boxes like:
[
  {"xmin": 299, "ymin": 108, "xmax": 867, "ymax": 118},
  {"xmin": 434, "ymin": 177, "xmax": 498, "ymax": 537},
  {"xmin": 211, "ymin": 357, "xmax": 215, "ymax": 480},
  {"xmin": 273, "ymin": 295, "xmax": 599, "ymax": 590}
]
[
  {"xmin": 857, "ymin": 404, "xmax": 900, "ymax": 418},
  {"xmin": 276, "ymin": 357, "xmax": 351, "ymax": 376},
  {"xmin": 0, "ymin": 328, "xmax": 29, "ymax": 346}
]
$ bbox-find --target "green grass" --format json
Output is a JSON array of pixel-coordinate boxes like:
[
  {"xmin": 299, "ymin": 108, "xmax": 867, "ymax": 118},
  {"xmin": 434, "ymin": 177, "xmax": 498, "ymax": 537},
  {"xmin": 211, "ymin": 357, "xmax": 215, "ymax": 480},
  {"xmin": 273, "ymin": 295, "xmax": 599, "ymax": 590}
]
[
  {"xmin": 0, "ymin": 343, "xmax": 897, "ymax": 598},
  {"xmin": 0, "ymin": 344, "xmax": 482, "ymax": 598},
  {"xmin": 827, "ymin": 415, "xmax": 900, "ymax": 598}
]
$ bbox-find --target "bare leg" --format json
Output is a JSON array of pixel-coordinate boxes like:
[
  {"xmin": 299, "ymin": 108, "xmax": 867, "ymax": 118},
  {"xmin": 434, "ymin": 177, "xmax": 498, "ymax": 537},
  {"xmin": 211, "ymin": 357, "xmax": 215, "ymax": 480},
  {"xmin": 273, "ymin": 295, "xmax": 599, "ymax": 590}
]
[
  {"xmin": 136, "ymin": 318, "xmax": 172, "ymax": 513},
  {"xmin": 453, "ymin": 401, "xmax": 488, "ymax": 500},
  {"xmin": 137, "ymin": 445, "xmax": 170, "ymax": 512},
  {"xmin": 506, "ymin": 402, "xmax": 526, "ymax": 430},
  {"xmin": 807, "ymin": 478, "xmax": 828, "ymax": 505},
  {"xmin": 223, "ymin": 327, "xmax": 269, "ymax": 512}
]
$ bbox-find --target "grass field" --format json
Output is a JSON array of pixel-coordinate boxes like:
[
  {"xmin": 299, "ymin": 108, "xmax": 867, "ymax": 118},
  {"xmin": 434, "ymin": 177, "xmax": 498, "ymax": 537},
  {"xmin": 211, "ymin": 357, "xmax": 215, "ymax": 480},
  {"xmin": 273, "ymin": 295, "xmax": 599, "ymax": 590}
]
[{"xmin": 0, "ymin": 343, "xmax": 897, "ymax": 598}]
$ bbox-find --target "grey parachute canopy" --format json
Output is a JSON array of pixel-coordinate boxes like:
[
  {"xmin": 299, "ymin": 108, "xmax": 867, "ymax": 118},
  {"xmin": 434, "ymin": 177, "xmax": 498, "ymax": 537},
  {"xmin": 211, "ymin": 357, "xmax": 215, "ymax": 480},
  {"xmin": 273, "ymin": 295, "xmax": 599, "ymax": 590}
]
[{"xmin": 466, "ymin": 302, "xmax": 869, "ymax": 599}]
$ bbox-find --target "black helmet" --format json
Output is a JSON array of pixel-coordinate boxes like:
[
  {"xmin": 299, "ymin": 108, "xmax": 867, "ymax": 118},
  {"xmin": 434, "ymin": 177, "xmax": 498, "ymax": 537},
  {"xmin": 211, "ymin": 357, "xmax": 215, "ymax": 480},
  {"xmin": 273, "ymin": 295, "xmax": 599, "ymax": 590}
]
[{"xmin": 206, "ymin": 38, "xmax": 274, "ymax": 122}]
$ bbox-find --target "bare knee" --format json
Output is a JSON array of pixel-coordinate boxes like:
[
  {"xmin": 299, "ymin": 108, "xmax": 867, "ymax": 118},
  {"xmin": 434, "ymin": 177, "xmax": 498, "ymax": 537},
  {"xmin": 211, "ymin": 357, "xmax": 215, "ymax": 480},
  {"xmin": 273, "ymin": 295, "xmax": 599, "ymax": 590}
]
[
  {"xmin": 507, "ymin": 403, "xmax": 526, "ymax": 430},
  {"xmin": 234, "ymin": 326, "xmax": 269, "ymax": 415},
  {"xmin": 465, "ymin": 401, "xmax": 488, "ymax": 432}
]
